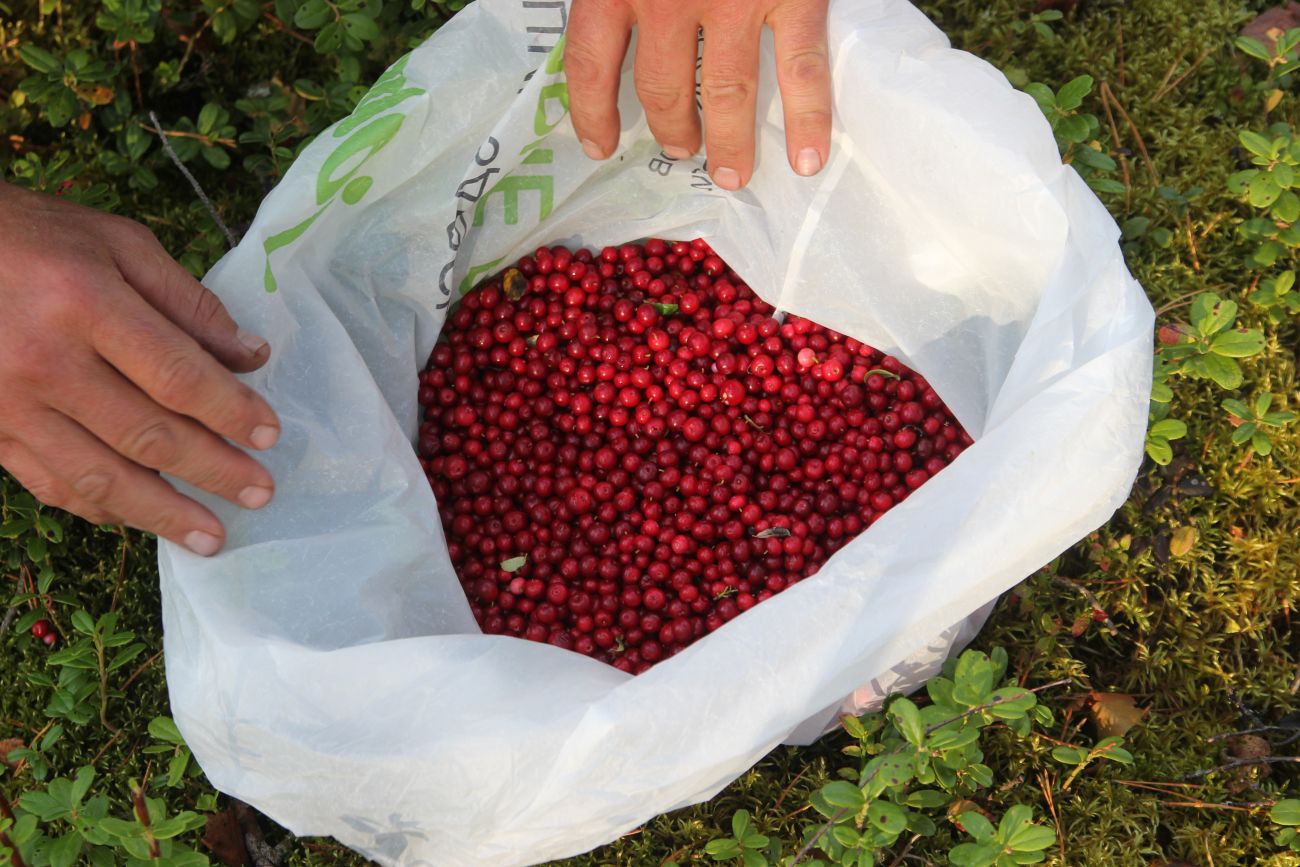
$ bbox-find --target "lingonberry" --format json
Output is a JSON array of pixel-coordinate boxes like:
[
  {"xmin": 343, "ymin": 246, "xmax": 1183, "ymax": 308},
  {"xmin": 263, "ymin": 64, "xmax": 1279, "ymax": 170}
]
[{"xmin": 418, "ymin": 239, "xmax": 969, "ymax": 670}]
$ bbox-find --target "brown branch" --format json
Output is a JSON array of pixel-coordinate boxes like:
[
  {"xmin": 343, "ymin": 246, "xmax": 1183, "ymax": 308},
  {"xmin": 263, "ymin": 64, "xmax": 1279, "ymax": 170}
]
[
  {"xmin": 886, "ymin": 834, "xmax": 920, "ymax": 867},
  {"xmin": 262, "ymin": 8, "xmax": 315, "ymax": 45},
  {"xmin": 121, "ymin": 648, "xmax": 164, "ymax": 691},
  {"xmin": 1037, "ymin": 771, "xmax": 1065, "ymax": 864},
  {"xmin": 1152, "ymin": 47, "xmax": 1215, "ymax": 104},
  {"xmin": 1101, "ymin": 81, "xmax": 1159, "ymax": 185},
  {"xmin": 1097, "ymin": 80, "xmax": 1132, "ymax": 210},
  {"xmin": 1183, "ymin": 756, "xmax": 1300, "ymax": 781}
]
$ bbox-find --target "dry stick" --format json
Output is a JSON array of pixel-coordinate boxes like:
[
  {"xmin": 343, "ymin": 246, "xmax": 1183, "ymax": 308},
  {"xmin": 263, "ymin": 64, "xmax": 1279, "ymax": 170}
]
[
  {"xmin": 148, "ymin": 111, "xmax": 238, "ymax": 248},
  {"xmin": 1051, "ymin": 574, "xmax": 1117, "ymax": 635},
  {"xmin": 1101, "ymin": 81, "xmax": 1159, "ymax": 186},
  {"xmin": 1037, "ymin": 770, "xmax": 1065, "ymax": 864},
  {"xmin": 1152, "ymin": 51, "xmax": 1186, "ymax": 101},
  {"xmin": 1153, "ymin": 47, "xmax": 1216, "ymax": 104},
  {"xmin": 1184, "ymin": 216, "xmax": 1203, "ymax": 273},
  {"xmin": 790, "ymin": 679, "xmax": 1073, "ymax": 864},
  {"xmin": 1162, "ymin": 798, "xmax": 1274, "ymax": 813},
  {"xmin": 1116, "ymin": 16, "xmax": 1126, "ymax": 89},
  {"xmin": 885, "ymin": 833, "xmax": 920, "ymax": 867},
  {"xmin": 121, "ymin": 648, "xmax": 164, "ymax": 691},
  {"xmin": 262, "ymin": 8, "xmax": 316, "ymax": 46},
  {"xmin": 773, "ymin": 765, "xmax": 809, "ymax": 813},
  {"xmin": 1098, "ymin": 82, "xmax": 1132, "ymax": 211},
  {"xmin": 1184, "ymin": 755, "xmax": 1300, "ymax": 781},
  {"xmin": 1206, "ymin": 725, "xmax": 1300, "ymax": 743},
  {"xmin": 88, "ymin": 729, "xmax": 124, "ymax": 766},
  {"xmin": 173, "ymin": 17, "xmax": 212, "ymax": 80},
  {"xmin": 110, "ymin": 529, "xmax": 131, "ymax": 612}
]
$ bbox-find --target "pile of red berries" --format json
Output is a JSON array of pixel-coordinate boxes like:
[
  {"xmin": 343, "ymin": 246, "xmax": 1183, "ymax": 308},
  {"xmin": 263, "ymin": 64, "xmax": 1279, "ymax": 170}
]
[{"xmin": 417, "ymin": 239, "xmax": 971, "ymax": 673}]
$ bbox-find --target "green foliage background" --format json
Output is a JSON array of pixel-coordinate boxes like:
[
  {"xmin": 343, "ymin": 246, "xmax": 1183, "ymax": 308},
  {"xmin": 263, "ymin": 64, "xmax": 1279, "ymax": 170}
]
[{"xmin": 2, "ymin": 0, "xmax": 1299, "ymax": 864}]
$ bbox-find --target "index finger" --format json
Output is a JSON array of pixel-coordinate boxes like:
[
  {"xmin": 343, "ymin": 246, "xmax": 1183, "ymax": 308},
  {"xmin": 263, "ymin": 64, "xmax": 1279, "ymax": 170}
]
[
  {"xmin": 91, "ymin": 282, "xmax": 281, "ymax": 452},
  {"xmin": 769, "ymin": 0, "xmax": 832, "ymax": 177}
]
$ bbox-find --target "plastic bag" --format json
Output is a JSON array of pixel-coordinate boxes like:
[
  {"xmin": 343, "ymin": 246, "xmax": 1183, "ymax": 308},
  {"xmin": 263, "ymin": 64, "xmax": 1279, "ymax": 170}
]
[{"xmin": 160, "ymin": 1, "xmax": 1153, "ymax": 864}]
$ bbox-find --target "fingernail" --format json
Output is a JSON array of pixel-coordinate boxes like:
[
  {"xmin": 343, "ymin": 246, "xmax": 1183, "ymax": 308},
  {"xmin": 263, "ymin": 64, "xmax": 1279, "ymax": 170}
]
[
  {"xmin": 581, "ymin": 138, "xmax": 606, "ymax": 160},
  {"xmin": 250, "ymin": 425, "xmax": 279, "ymax": 450},
  {"xmin": 712, "ymin": 166, "xmax": 742, "ymax": 191},
  {"xmin": 663, "ymin": 144, "xmax": 693, "ymax": 160},
  {"xmin": 183, "ymin": 530, "xmax": 222, "ymax": 557},
  {"xmin": 237, "ymin": 328, "xmax": 268, "ymax": 355},
  {"xmin": 795, "ymin": 147, "xmax": 823, "ymax": 177},
  {"xmin": 238, "ymin": 485, "xmax": 273, "ymax": 510}
]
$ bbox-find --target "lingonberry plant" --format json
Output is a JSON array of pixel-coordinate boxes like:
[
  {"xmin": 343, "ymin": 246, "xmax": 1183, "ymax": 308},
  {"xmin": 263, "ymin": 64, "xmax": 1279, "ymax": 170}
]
[
  {"xmin": 418, "ymin": 239, "xmax": 972, "ymax": 671},
  {"xmin": 674, "ymin": 647, "xmax": 1133, "ymax": 867}
]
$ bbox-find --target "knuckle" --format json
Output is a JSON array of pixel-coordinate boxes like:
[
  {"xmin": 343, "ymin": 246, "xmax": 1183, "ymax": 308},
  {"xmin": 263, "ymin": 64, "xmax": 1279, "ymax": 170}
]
[
  {"xmin": 701, "ymin": 78, "xmax": 752, "ymax": 113},
  {"xmin": 636, "ymin": 77, "xmax": 692, "ymax": 115},
  {"xmin": 71, "ymin": 468, "xmax": 116, "ymax": 504},
  {"xmin": 152, "ymin": 351, "xmax": 205, "ymax": 405},
  {"xmin": 190, "ymin": 285, "xmax": 230, "ymax": 330},
  {"xmin": 789, "ymin": 106, "xmax": 833, "ymax": 133},
  {"xmin": 562, "ymin": 41, "xmax": 604, "ymax": 87},
  {"xmin": 124, "ymin": 420, "xmax": 180, "ymax": 469},
  {"xmin": 111, "ymin": 216, "xmax": 159, "ymax": 250},
  {"xmin": 78, "ymin": 505, "xmax": 115, "ymax": 526},
  {"xmin": 781, "ymin": 47, "xmax": 830, "ymax": 89}
]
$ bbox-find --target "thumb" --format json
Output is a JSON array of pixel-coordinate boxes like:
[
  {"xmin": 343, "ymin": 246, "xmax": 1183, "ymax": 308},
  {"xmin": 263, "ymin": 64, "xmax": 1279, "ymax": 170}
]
[{"xmin": 111, "ymin": 221, "xmax": 270, "ymax": 373}]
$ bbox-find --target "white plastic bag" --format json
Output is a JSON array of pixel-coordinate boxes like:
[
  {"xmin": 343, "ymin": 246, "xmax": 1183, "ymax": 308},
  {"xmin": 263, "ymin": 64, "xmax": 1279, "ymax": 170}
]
[{"xmin": 160, "ymin": 1, "xmax": 1153, "ymax": 864}]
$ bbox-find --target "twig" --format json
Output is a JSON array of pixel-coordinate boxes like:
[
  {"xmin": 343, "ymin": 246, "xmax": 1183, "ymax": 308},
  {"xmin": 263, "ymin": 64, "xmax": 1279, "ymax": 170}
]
[
  {"xmin": 88, "ymin": 729, "xmax": 124, "ymax": 766},
  {"xmin": 1152, "ymin": 51, "xmax": 1186, "ymax": 100},
  {"xmin": 1183, "ymin": 755, "xmax": 1300, "ymax": 781},
  {"xmin": 886, "ymin": 834, "xmax": 920, "ymax": 867},
  {"xmin": 924, "ymin": 678, "xmax": 1073, "ymax": 733},
  {"xmin": 174, "ymin": 17, "xmax": 213, "ymax": 79},
  {"xmin": 1098, "ymin": 81, "xmax": 1132, "ymax": 210},
  {"xmin": 1184, "ymin": 215, "xmax": 1202, "ymax": 273},
  {"xmin": 122, "ymin": 648, "xmax": 164, "ymax": 691},
  {"xmin": 773, "ymin": 765, "xmax": 808, "ymax": 813},
  {"xmin": 262, "ymin": 8, "xmax": 315, "ymax": 46},
  {"xmin": 1037, "ymin": 771, "xmax": 1065, "ymax": 864},
  {"xmin": 1152, "ymin": 47, "xmax": 1215, "ymax": 104},
  {"xmin": 148, "ymin": 111, "xmax": 238, "ymax": 248},
  {"xmin": 1051, "ymin": 574, "xmax": 1117, "ymax": 635},
  {"xmin": 110, "ymin": 528, "xmax": 131, "ymax": 612},
  {"xmin": 1101, "ymin": 81, "xmax": 1159, "ymax": 185},
  {"xmin": 1206, "ymin": 725, "xmax": 1300, "ymax": 743},
  {"xmin": 790, "ymin": 807, "xmax": 849, "ymax": 864},
  {"xmin": 1162, "ymin": 798, "xmax": 1274, "ymax": 813},
  {"xmin": 1154, "ymin": 289, "xmax": 1204, "ymax": 316}
]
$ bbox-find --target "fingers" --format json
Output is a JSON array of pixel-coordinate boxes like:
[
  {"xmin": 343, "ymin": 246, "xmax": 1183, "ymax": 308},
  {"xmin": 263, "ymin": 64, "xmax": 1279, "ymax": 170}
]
[
  {"xmin": 0, "ymin": 439, "xmax": 107, "ymax": 524},
  {"xmin": 634, "ymin": 12, "xmax": 704, "ymax": 160},
  {"xmin": 109, "ymin": 219, "xmax": 271, "ymax": 374},
  {"xmin": 699, "ymin": 12, "xmax": 763, "ymax": 190},
  {"xmin": 769, "ymin": 0, "xmax": 832, "ymax": 177},
  {"xmin": 567, "ymin": 0, "xmax": 634, "ymax": 160},
  {"xmin": 90, "ymin": 280, "xmax": 281, "ymax": 453},
  {"xmin": 49, "ymin": 357, "xmax": 275, "ymax": 512},
  {"xmin": 12, "ymin": 411, "xmax": 227, "ymax": 555}
]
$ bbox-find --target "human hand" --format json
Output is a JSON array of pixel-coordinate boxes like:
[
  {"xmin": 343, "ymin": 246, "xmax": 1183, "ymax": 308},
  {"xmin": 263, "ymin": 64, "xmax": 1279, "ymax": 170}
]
[
  {"xmin": 0, "ymin": 182, "xmax": 280, "ymax": 556},
  {"xmin": 567, "ymin": 0, "xmax": 831, "ymax": 191}
]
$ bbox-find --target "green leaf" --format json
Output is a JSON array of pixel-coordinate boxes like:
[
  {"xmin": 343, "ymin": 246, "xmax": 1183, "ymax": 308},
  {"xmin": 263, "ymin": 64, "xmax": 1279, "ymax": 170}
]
[
  {"xmin": 1222, "ymin": 398, "xmax": 1252, "ymax": 419},
  {"xmin": 957, "ymin": 810, "xmax": 996, "ymax": 841},
  {"xmin": 1231, "ymin": 422, "xmax": 1256, "ymax": 445},
  {"xmin": 1147, "ymin": 418, "xmax": 1187, "ymax": 440},
  {"xmin": 653, "ymin": 303, "xmax": 679, "ymax": 316},
  {"xmin": 820, "ymin": 781, "xmax": 866, "ymax": 811},
  {"xmin": 1192, "ymin": 353, "xmax": 1244, "ymax": 389},
  {"xmin": 1051, "ymin": 746, "xmax": 1087, "ymax": 765},
  {"xmin": 1253, "ymin": 431, "xmax": 1274, "ymax": 455},
  {"xmin": 867, "ymin": 801, "xmax": 907, "ymax": 836},
  {"xmin": 1275, "ymin": 163, "xmax": 1296, "ymax": 189},
  {"xmin": 500, "ymin": 555, "xmax": 528, "ymax": 572},
  {"xmin": 1056, "ymin": 115, "xmax": 1091, "ymax": 143},
  {"xmin": 1235, "ymin": 36, "xmax": 1273, "ymax": 62},
  {"xmin": 905, "ymin": 789, "xmax": 950, "ymax": 809},
  {"xmin": 704, "ymin": 838, "xmax": 741, "ymax": 859},
  {"xmin": 1240, "ymin": 130, "xmax": 1275, "ymax": 159},
  {"xmin": 889, "ymin": 698, "xmax": 926, "ymax": 747},
  {"xmin": 841, "ymin": 714, "xmax": 867, "ymax": 740},
  {"xmin": 953, "ymin": 651, "xmax": 994, "ymax": 705},
  {"xmin": 341, "ymin": 12, "xmax": 379, "ymax": 39},
  {"xmin": 1100, "ymin": 746, "xmax": 1135, "ymax": 764},
  {"xmin": 731, "ymin": 809, "xmax": 752, "ymax": 841},
  {"xmin": 1250, "ymin": 173, "xmax": 1283, "ymax": 208},
  {"xmin": 1264, "ymin": 411, "xmax": 1298, "ymax": 426},
  {"xmin": 1189, "ymin": 292, "xmax": 1220, "ymax": 324},
  {"xmin": 19, "ymin": 44, "xmax": 61, "ymax": 73},
  {"xmin": 949, "ymin": 841, "xmax": 1003, "ymax": 867},
  {"xmin": 1008, "ymin": 824, "xmax": 1057, "ymax": 852},
  {"xmin": 1255, "ymin": 393, "xmax": 1274, "ymax": 416},
  {"xmin": 1275, "ymin": 191, "xmax": 1300, "ymax": 224},
  {"xmin": 987, "ymin": 687, "xmax": 1036, "ymax": 719},
  {"xmin": 46, "ymin": 832, "xmax": 83, "ymax": 867},
  {"xmin": 70, "ymin": 766, "xmax": 94, "ymax": 804},
  {"xmin": 1056, "ymin": 75, "xmax": 1094, "ymax": 112},
  {"xmin": 1210, "ymin": 328, "xmax": 1266, "ymax": 358},
  {"xmin": 149, "ymin": 716, "xmax": 185, "ymax": 744},
  {"xmin": 1024, "ymin": 83, "xmax": 1057, "ymax": 115},
  {"xmin": 1272, "ymin": 800, "xmax": 1300, "ymax": 826},
  {"xmin": 70, "ymin": 610, "xmax": 95, "ymax": 635},
  {"xmin": 740, "ymin": 850, "xmax": 766, "ymax": 867}
]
